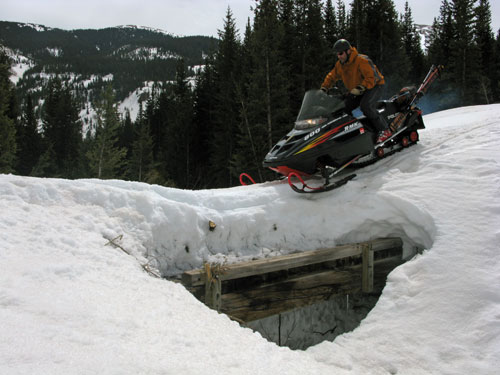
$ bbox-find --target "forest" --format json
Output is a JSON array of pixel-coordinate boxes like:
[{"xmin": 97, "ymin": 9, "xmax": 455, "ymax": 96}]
[{"xmin": 0, "ymin": 0, "xmax": 498, "ymax": 189}]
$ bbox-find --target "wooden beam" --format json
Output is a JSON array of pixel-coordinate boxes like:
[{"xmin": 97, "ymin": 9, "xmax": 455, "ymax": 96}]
[
  {"xmin": 221, "ymin": 256, "xmax": 402, "ymax": 321},
  {"xmin": 362, "ymin": 243, "xmax": 374, "ymax": 293},
  {"xmin": 182, "ymin": 237, "xmax": 403, "ymax": 287}
]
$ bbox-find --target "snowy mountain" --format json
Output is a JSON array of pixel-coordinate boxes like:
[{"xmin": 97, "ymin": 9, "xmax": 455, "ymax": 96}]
[
  {"xmin": 0, "ymin": 21, "xmax": 215, "ymax": 130},
  {"xmin": 415, "ymin": 24, "xmax": 433, "ymax": 51},
  {"xmin": 1, "ymin": 104, "xmax": 499, "ymax": 374}
]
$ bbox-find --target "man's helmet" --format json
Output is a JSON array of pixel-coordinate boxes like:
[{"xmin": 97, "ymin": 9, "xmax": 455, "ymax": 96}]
[{"xmin": 333, "ymin": 39, "xmax": 351, "ymax": 53}]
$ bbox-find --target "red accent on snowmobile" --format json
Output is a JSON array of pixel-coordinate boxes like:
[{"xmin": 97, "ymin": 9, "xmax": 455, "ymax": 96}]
[
  {"xmin": 401, "ymin": 136, "xmax": 410, "ymax": 147},
  {"xmin": 410, "ymin": 131, "xmax": 419, "ymax": 142},
  {"xmin": 270, "ymin": 165, "xmax": 310, "ymax": 178},
  {"xmin": 287, "ymin": 172, "xmax": 324, "ymax": 192},
  {"xmin": 288, "ymin": 172, "xmax": 357, "ymax": 194},
  {"xmin": 295, "ymin": 120, "xmax": 357, "ymax": 155},
  {"xmin": 239, "ymin": 173, "xmax": 256, "ymax": 185}
]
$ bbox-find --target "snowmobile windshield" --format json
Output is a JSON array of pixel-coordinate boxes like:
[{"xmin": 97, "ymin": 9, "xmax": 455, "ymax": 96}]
[{"xmin": 294, "ymin": 89, "xmax": 345, "ymax": 130}]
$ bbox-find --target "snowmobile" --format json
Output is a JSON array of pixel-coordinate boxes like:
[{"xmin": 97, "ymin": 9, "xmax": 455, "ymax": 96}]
[{"xmin": 258, "ymin": 64, "xmax": 443, "ymax": 193}]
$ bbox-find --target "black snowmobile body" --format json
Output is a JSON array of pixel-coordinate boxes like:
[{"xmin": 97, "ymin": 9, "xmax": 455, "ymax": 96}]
[{"xmin": 263, "ymin": 87, "xmax": 424, "ymax": 178}]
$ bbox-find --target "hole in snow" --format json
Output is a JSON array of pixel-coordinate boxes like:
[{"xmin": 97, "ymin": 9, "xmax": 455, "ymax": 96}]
[
  {"xmin": 243, "ymin": 235, "xmax": 431, "ymax": 350},
  {"xmin": 247, "ymin": 292, "xmax": 379, "ymax": 350}
]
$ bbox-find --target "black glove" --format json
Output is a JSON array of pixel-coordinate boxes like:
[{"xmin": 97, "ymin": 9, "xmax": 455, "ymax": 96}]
[{"xmin": 350, "ymin": 85, "xmax": 366, "ymax": 96}]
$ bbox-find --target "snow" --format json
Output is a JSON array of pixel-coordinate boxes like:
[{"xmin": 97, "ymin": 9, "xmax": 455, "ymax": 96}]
[
  {"xmin": 1, "ymin": 104, "xmax": 500, "ymax": 374},
  {"xmin": 3, "ymin": 47, "xmax": 34, "ymax": 85}
]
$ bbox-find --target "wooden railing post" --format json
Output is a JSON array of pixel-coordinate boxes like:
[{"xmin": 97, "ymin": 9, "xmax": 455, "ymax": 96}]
[
  {"xmin": 362, "ymin": 243, "xmax": 374, "ymax": 293},
  {"xmin": 204, "ymin": 263, "xmax": 222, "ymax": 312}
]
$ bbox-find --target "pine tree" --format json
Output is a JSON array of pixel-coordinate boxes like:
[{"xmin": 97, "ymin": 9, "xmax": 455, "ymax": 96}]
[
  {"xmin": 164, "ymin": 59, "xmax": 193, "ymax": 188},
  {"xmin": 86, "ymin": 85, "xmax": 127, "ymax": 179},
  {"xmin": 427, "ymin": 0, "xmax": 454, "ymax": 68},
  {"xmin": 348, "ymin": 0, "xmax": 367, "ymax": 50},
  {"xmin": 493, "ymin": 30, "xmax": 500, "ymax": 102},
  {"xmin": 277, "ymin": 0, "xmax": 301, "ymax": 110},
  {"xmin": 129, "ymin": 119, "xmax": 155, "ymax": 183},
  {"xmin": 400, "ymin": 2, "xmax": 425, "ymax": 84},
  {"xmin": 191, "ymin": 54, "xmax": 216, "ymax": 188},
  {"xmin": 16, "ymin": 94, "xmax": 42, "ymax": 175},
  {"xmin": 0, "ymin": 49, "xmax": 17, "ymax": 173},
  {"xmin": 449, "ymin": 0, "xmax": 480, "ymax": 104},
  {"xmin": 295, "ymin": 0, "xmax": 328, "ymax": 91},
  {"xmin": 209, "ymin": 7, "xmax": 242, "ymax": 187},
  {"xmin": 41, "ymin": 78, "xmax": 82, "ymax": 178},
  {"xmin": 474, "ymin": 0, "xmax": 495, "ymax": 103},
  {"xmin": 347, "ymin": 0, "xmax": 406, "ymax": 93},
  {"xmin": 231, "ymin": 20, "xmax": 266, "ymax": 182},
  {"xmin": 323, "ymin": 0, "xmax": 339, "ymax": 48},
  {"xmin": 336, "ymin": 0, "xmax": 348, "ymax": 37}
]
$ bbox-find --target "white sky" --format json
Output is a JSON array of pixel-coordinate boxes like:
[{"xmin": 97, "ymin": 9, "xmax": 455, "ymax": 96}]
[{"xmin": 1, "ymin": 0, "xmax": 499, "ymax": 37}]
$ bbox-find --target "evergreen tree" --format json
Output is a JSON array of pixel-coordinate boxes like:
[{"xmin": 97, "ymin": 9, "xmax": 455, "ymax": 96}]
[
  {"xmin": 493, "ymin": 30, "xmax": 500, "ymax": 102},
  {"xmin": 295, "ymin": 0, "xmax": 328, "ymax": 91},
  {"xmin": 118, "ymin": 109, "xmax": 135, "ymax": 160},
  {"xmin": 336, "ymin": 0, "xmax": 348, "ymax": 37},
  {"xmin": 209, "ymin": 7, "xmax": 242, "ymax": 187},
  {"xmin": 86, "ymin": 85, "xmax": 127, "ymax": 179},
  {"xmin": 449, "ymin": 0, "xmax": 480, "ymax": 104},
  {"xmin": 0, "ymin": 49, "xmax": 17, "ymax": 173},
  {"xmin": 231, "ymin": 20, "xmax": 266, "ymax": 182},
  {"xmin": 191, "ymin": 54, "xmax": 216, "ymax": 188},
  {"xmin": 474, "ymin": 0, "xmax": 495, "ymax": 103},
  {"xmin": 164, "ymin": 59, "xmax": 193, "ymax": 188},
  {"xmin": 250, "ymin": 0, "xmax": 290, "ymax": 147},
  {"xmin": 41, "ymin": 78, "xmax": 82, "ymax": 178},
  {"xmin": 324, "ymin": 0, "xmax": 338, "ymax": 47},
  {"xmin": 16, "ymin": 94, "xmax": 42, "ymax": 175},
  {"xmin": 426, "ymin": 1, "xmax": 456, "ymax": 108},
  {"xmin": 129, "ymin": 119, "xmax": 155, "ymax": 183},
  {"xmin": 348, "ymin": 0, "xmax": 406, "ymax": 93},
  {"xmin": 152, "ymin": 90, "xmax": 170, "ymax": 161},
  {"xmin": 348, "ymin": 0, "xmax": 367, "ymax": 50},
  {"xmin": 400, "ymin": 2, "xmax": 425, "ymax": 84},
  {"xmin": 277, "ymin": 0, "xmax": 301, "ymax": 110}
]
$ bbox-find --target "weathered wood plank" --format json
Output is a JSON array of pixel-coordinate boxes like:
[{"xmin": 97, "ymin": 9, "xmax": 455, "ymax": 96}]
[
  {"xmin": 362, "ymin": 244, "xmax": 374, "ymax": 293},
  {"xmin": 182, "ymin": 237, "xmax": 403, "ymax": 287},
  {"xmin": 222, "ymin": 256, "xmax": 402, "ymax": 321}
]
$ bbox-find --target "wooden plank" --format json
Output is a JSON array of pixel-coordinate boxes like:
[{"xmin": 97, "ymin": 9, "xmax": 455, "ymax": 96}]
[
  {"xmin": 222, "ymin": 256, "xmax": 402, "ymax": 321},
  {"xmin": 362, "ymin": 244, "xmax": 374, "ymax": 293},
  {"xmin": 182, "ymin": 237, "xmax": 403, "ymax": 287}
]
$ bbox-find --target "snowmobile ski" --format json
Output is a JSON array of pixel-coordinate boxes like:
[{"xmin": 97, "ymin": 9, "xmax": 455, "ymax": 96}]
[{"xmin": 288, "ymin": 172, "xmax": 357, "ymax": 194}]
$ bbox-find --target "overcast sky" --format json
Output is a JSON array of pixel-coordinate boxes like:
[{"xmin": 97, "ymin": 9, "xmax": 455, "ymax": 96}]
[{"xmin": 2, "ymin": 0, "xmax": 499, "ymax": 37}]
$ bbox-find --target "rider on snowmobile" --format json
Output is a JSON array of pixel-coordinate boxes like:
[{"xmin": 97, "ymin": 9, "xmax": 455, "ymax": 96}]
[{"xmin": 321, "ymin": 39, "xmax": 392, "ymax": 144}]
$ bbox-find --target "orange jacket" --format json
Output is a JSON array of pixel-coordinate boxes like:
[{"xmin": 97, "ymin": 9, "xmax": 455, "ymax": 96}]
[{"xmin": 321, "ymin": 47, "xmax": 385, "ymax": 91}]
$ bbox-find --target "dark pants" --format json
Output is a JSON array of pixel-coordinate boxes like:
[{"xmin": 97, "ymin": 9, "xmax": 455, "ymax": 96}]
[{"xmin": 344, "ymin": 85, "xmax": 388, "ymax": 132}]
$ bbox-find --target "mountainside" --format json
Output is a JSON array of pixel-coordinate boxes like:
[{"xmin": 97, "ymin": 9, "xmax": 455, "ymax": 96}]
[
  {"xmin": 415, "ymin": 24, "xmax": 432, "ymax": 51},
  {"xmin": 0, "ymin": 21, "xmax": 217, "ymax": 128}
]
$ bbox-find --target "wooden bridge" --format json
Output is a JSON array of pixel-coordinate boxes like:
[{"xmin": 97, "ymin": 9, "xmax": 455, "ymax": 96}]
[{"xmin": 181, "ymin": 237, "xmax": 403, "ymax": 322}]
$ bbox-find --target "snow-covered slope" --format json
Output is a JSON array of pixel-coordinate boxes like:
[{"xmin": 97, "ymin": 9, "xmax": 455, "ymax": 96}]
[{"xmin": 1, "ymin": 104, "xmax": 499, "ymax": 374}]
